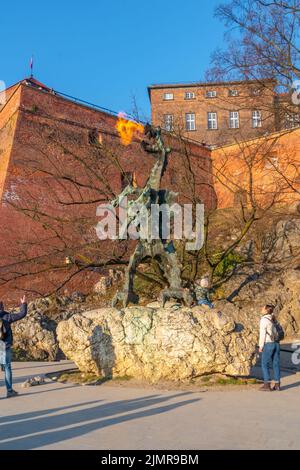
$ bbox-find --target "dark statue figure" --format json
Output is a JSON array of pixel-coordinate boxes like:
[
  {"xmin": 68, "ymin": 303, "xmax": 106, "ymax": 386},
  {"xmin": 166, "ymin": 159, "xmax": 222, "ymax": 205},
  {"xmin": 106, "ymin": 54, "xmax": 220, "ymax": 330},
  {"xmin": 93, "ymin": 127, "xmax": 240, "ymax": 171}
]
[{"xmin": 111, "ymin": 123, "xmax": 193, "ymax": 308}]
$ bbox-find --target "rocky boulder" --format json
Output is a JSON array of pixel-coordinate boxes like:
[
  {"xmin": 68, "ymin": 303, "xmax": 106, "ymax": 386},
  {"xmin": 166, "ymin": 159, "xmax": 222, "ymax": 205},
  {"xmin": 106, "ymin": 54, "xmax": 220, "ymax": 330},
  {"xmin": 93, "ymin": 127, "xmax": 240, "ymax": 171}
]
[
  {"xmin": 57, "ymin": 304, "xmax": 259, "ymax": 382},
  {"xmin": 226, "ymin": 268, "xmax": 300, "ymax": 338},
  {"xmin": 13, "ymin": 310, "xmax": 59, "ymax": 360},
  {"xmin": 12, "ymin": 294, "xmax": 87, "ymax": 360},
  {"xmin": 248, "ymin": 270, "xmax": 300, "ymax": 338}
]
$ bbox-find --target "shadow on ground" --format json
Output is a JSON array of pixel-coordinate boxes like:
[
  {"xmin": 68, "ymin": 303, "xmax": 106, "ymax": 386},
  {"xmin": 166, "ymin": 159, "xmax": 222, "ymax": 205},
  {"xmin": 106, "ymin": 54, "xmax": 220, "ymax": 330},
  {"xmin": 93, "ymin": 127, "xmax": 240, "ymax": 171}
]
[{"xmin": 0, "ymin": 392, "xmax": 200, "ymax": 449}]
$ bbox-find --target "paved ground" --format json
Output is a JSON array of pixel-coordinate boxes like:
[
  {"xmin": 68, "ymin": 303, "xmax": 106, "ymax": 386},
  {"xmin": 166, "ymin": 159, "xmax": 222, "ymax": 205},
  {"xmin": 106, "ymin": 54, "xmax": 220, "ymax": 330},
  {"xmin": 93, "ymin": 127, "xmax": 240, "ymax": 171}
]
[{"xmin": 0, "ymin": 359, "xmax": 300, "ymax": 450}]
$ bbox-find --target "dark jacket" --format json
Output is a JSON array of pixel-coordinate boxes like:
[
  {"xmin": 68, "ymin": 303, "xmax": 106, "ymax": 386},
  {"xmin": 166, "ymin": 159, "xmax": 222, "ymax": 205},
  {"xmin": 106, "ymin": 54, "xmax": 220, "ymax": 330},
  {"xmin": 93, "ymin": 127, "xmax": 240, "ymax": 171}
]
[{"xmin": 0, "ymin": 303, "xmax": 28, "ymax": 348}]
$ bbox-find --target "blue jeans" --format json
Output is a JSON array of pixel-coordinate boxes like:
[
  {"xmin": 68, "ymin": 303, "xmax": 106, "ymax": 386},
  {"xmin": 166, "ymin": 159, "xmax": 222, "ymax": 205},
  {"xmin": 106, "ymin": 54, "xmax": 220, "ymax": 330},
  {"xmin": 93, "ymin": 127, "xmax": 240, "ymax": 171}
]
[
  {"xmin": 197, "ymin": 299, "xmax": 214, "ymax": 309},
  {"xmin": 261, "ymin": 342, "xmax": 281, "ymax": 383},
  {"xmin": 1, "ymin": 348, "xmax": 13, "ymax": 392}
]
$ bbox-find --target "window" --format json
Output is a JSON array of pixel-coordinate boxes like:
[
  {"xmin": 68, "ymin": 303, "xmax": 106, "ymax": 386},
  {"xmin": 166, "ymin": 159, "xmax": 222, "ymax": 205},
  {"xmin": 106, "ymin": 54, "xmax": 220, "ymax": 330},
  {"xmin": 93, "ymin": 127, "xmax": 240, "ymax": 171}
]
[
  {"xmin": 207, "ymin": 112, "xmax": 218, "ymax": 130},
  {"xmin": 185, "ymin": 91, "xmax": 195, "ymax": 100},
  {"xmin": 88, "ymin": 128, "xmax": 102, "ymax": 145},
  {"xmin": 229, "ymin": 89, "xmax": 239, "ymax": 97},
  {"xmin": 285, "ymin": 113, "xmax": 300, "ymax": 129},
  {"xmin": 252, "ymin": 110, "xmax": 262, "ymax": 128},
  {"xmin": 121, "ymin": 172, "xmax": 136, "ymax": 190},
  {"xmin": 229, "ymin": 111, "xmax": 240, "ymax": 129},
  {"xmin": 206, "ymin": 90, "xmax": 217, "ymax": 98},
  {"xmin": 163, "ymin": 114, "xmax": 174, "ymax": 131},
  {"xmin": 251, "ymin": 88, "xmax": 263, "ymax": 96},
  {"xmin": 185, "ymin": 113, "xmax": 196, "ymax": 131},
  {"xmin": 163, "ymin": 93, "xmax": 174, "ymax": 100}
]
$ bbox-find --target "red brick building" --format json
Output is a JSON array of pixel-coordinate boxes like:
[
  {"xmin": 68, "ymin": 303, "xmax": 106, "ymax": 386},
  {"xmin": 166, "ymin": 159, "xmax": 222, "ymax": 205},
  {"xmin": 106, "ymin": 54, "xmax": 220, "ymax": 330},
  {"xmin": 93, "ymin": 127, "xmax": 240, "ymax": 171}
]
[
  {"xmin": 0, "ymin": 78, "xmax": 216, "ymax": 303},
  {"xmin": 148, "ymin": 78, "xmax": 295, "ymax": 147}
]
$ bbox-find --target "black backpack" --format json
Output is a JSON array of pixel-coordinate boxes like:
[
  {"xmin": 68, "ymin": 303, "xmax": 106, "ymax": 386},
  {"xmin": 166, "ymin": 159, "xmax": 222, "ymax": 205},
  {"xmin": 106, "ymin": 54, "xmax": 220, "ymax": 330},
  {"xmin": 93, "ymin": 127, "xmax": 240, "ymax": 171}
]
[
  {"xmin": 0, "ymin": 319, "xmax": 7, "ymax": 341},
  {"xmin": 264, "ymin": 315, "xmax": 285, "ymax": 343},
  {"xmin": 273, "ymin": 318, "xmax": 285, "ymax": 343}
]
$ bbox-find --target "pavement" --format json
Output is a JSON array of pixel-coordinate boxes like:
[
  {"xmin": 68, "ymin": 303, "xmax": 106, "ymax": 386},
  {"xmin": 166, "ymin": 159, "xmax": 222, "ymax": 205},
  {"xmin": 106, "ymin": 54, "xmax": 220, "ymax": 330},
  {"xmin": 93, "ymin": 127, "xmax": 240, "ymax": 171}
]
[{"xmin": 0, "ymin": 359, "xmax": 300, "ymax": 450}]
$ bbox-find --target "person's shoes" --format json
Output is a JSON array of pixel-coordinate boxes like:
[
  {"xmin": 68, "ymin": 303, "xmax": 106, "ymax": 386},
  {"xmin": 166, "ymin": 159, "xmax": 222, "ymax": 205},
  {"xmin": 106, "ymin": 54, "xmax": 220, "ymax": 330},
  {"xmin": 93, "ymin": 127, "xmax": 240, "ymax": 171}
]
[
  {"xmin": 6, "ymin": 389, "xmax": 19, "ymax": 398},
  {"xmin": 272, "ymin": 382, "xmax": 281, "ymax": 391},
  {"xmin": 259, "ymin": 382, "xmax": 272, "ymax": 391}
]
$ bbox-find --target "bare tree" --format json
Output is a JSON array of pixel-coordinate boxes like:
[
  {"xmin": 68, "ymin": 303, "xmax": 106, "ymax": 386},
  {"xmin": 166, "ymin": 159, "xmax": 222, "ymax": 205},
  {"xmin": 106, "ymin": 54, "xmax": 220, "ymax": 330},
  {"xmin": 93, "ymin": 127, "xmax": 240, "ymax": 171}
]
[
  {"xmin": 208, "ymin": 0, "xmax": 300, "ymax": 129},
  {"xmin": 210, "ymin": 0, "xmax": 300, "ymax": 84}
]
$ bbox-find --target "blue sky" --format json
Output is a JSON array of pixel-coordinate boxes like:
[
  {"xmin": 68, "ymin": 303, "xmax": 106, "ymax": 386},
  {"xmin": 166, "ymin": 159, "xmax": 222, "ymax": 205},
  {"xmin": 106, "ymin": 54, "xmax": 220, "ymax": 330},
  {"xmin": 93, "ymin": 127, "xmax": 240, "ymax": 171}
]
[{"xmin": 0, "ymin": 0, "xmax": 225, "ymax": 119}]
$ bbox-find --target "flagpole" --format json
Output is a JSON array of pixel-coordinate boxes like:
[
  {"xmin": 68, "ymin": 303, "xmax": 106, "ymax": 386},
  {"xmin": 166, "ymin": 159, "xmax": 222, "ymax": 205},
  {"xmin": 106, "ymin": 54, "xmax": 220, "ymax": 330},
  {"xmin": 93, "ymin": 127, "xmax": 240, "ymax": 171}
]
[{"xmin": 30, "ymin": 56, "xmax": 34, "ymax": 78}]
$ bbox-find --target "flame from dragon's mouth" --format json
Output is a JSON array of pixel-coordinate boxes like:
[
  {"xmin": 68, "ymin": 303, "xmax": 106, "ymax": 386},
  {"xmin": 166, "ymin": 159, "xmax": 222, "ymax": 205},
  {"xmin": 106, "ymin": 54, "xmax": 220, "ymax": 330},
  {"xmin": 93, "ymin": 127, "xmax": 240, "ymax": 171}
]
[{"xmin": 115, "ymin": 112, "xmax": 144, "ymax": 146}]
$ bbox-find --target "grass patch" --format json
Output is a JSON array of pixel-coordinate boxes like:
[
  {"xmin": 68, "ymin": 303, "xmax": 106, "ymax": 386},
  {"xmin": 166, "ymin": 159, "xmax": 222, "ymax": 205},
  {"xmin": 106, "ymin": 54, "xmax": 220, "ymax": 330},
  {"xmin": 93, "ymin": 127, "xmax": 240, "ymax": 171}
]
[
  {"xmin": 51, "ymin": 370, "xmax": 101, "ymax": 384},
  {"xmin": 48, "ymin": 369, "xmax": 133, "ymax": 385},
  {"xmin": 113, "ymin": 375, "xmax": 132, "ymax": 382},
  {"xmin": 201, "ymin": 376, "xmax": 212, "ymax": 383},
  {"xmin": 216, "ymin": 377, "xmax": 258, "ymax": 386},
  {"xmin": 199, "ymin": 375, "xmax": 259, "ymax": 386}
]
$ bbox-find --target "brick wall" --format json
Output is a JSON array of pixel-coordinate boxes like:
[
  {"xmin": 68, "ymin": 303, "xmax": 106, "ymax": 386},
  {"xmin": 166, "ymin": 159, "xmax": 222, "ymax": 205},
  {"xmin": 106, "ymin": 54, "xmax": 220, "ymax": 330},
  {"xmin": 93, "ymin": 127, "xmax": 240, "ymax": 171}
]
[{"xmin": 212, "ymin": 128, "xmax": 300, "ymax": 208}]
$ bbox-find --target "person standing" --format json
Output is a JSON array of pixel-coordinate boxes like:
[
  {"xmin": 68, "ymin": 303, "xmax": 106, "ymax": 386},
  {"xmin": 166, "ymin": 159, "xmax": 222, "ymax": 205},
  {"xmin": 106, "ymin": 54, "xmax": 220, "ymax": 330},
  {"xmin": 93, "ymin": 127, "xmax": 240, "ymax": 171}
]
[
  {"xmin": 259, "ymin": 304, "xmax": 282, "ymax": 392},
  {"xmin": 0, "ymin": 296, "xmax": 27, "ymax": 398}
]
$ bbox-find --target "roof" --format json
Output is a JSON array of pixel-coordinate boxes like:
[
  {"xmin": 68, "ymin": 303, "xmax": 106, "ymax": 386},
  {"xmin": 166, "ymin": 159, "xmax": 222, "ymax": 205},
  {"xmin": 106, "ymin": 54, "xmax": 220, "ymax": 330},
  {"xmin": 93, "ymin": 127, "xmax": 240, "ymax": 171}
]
[
  {"xmin": 3, "ymin": 77, "xmax": 52, "ymax": 93},
  {"xmin": 22, "ymin": 77, "xmax": 52, "ymax": 92},
  {"xmin": 147, "ymin": 78, "xmax": 277, "ymax": 99},
  {"xmin": 3, "ymin": 77, "xmax": 121, "ymax": 119}
]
